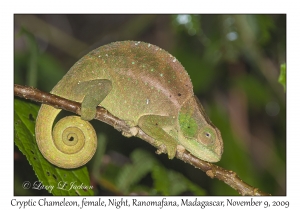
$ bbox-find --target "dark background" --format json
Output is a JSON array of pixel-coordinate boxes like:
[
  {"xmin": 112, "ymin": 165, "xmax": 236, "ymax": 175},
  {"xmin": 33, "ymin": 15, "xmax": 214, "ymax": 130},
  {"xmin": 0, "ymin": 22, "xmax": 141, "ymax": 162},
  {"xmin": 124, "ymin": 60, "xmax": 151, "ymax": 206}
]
[{"xmin": 14, "ymin": 14, "xmax": 286, "ymax": 195}]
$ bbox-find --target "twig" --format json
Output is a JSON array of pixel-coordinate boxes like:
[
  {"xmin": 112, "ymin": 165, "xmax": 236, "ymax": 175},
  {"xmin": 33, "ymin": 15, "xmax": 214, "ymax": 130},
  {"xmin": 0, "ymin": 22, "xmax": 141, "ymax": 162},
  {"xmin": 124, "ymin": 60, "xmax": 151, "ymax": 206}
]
[{"xmin": 14, "ymin": 84, "xmax": 271, "ymax": 196}]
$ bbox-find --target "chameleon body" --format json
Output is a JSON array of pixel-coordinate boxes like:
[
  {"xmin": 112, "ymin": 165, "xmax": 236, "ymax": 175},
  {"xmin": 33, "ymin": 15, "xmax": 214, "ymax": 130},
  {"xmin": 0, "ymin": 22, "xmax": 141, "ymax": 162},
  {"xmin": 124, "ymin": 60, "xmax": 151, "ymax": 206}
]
[{"xmin": 35, "ymin": 41, "xmax": 223, "ymax": 169}]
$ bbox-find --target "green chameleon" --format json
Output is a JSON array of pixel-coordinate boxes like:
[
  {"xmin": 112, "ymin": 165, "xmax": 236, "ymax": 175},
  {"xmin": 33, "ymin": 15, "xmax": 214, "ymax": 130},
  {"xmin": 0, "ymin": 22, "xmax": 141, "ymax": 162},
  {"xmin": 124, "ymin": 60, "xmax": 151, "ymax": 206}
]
[{"xmin": 35, "ymin": 41, "xmax": 223, "ymax": 169}]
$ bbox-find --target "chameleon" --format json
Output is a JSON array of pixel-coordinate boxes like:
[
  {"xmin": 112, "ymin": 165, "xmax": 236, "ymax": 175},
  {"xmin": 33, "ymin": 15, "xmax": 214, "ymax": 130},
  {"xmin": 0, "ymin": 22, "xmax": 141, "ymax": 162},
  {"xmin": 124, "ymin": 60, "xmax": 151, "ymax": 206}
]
[{"xmin": 35, "ymin": 41, "xmax": 223, "ymax": 169}]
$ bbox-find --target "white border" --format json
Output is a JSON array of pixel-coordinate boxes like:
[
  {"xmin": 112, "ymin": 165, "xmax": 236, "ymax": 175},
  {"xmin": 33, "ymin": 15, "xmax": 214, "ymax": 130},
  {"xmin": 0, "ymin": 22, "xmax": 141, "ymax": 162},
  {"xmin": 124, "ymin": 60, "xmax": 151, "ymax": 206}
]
[{"xmin": 4, "ymin": 0, "xmax": 299, "ymax": 208}]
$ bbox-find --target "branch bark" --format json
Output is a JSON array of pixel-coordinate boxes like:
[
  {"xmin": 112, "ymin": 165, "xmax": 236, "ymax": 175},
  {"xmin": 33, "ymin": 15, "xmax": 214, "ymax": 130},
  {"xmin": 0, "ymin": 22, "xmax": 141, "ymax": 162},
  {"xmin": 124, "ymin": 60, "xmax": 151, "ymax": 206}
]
[{"xmin": 14, "ymin": 84, "xmax": 270, "ymax": 196}]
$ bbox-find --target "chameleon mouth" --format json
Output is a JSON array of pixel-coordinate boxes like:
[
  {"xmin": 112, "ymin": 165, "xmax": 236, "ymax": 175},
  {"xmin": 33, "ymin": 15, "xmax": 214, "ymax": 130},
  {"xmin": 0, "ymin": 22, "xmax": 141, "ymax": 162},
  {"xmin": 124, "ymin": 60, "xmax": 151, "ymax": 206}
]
[
  {"xmin": 178, "ymin": 137, "xmax": 222, "ymax": 163},
  {"xmin": 200, "ymin": 149, "xmax": 222, "ymax": 162},
  {"xmin": 190, "ymin": 142, "xmax": 222, "ymax": 162}
]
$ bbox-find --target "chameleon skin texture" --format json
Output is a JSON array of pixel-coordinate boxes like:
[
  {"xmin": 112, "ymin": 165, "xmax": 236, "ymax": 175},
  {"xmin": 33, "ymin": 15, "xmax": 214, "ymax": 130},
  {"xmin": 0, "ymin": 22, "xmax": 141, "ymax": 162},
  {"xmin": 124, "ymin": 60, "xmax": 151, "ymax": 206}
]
[{"xmin": 35, "ymin": 41, "xmax": 223, "ymax": 169}]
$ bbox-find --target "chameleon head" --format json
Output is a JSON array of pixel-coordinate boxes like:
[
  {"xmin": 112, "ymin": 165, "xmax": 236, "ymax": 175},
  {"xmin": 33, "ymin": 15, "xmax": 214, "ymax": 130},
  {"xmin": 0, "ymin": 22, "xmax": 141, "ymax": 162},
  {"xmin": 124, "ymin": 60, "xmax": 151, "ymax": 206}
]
[{"xmin": 177, "ymin": 96, "xmax": 223, "ymax": 162}]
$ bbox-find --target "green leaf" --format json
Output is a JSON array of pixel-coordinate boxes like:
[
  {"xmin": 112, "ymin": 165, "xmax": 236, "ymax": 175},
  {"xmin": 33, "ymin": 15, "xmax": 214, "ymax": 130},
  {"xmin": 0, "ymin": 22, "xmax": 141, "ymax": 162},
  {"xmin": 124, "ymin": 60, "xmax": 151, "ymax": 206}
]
[
  {"xmin": 278, "ymin": 63, "xmax": 286, "ymax": 92},
  {"xmin": 114, "ymin": 149, "xmax": 206, "ymax": 195},
  {"xmin": 115, "ymin": 149, "xmax": 156, "ymax": 193},
  {"xmin": 152, "ymin": 164, "xmax": 206, "ymax": 195},
  {"xmin": 14, "ymin": 99, "xmax": 93, "ymax": 196},
  {"xmin": 152, "ymin": 164, "xmax": 170, "ymax": 195}
]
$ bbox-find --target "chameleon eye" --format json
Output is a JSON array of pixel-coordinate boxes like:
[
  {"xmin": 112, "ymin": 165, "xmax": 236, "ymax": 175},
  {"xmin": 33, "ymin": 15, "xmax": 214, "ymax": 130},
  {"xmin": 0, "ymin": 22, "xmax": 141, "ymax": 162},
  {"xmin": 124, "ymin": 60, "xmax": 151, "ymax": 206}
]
[
  {"xmin": 198, "ymin": 127, "xmax": 215, "ymax": 146},
  {"xmin": 205, "ymin": 132, "xmax": 211, "ymax": 138}
]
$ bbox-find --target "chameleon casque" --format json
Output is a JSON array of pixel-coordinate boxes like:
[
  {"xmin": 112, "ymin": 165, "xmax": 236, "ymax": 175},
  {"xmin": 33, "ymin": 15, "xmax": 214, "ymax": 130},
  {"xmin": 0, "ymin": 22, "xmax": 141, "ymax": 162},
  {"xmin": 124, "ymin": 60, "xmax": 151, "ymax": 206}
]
[{"xmin": 35, "ymin": 41, "xmax": 223, "ymax": 169}]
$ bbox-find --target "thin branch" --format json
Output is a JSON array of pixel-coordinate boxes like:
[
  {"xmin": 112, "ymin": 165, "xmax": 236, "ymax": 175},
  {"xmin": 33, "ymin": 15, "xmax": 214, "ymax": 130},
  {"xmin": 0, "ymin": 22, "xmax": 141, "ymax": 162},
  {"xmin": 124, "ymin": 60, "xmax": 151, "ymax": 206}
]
[{"xmin": 14, "ymin": 84, "xmax": 270, "ymax": 196}]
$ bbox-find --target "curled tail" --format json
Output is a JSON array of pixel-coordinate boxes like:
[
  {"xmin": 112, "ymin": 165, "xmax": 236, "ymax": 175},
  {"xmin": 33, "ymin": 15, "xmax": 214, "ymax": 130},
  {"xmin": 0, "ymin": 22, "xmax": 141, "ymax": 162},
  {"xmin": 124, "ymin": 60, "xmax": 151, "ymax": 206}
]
[{"xmin": 35, "ymin": 104, "xmax": 97, "ymax": 168}]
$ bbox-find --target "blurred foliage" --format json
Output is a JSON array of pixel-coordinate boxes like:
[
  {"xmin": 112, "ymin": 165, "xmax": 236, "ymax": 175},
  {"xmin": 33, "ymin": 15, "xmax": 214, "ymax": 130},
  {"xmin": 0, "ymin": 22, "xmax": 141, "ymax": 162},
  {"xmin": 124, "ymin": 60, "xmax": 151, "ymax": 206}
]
[
  {"xmin": 278, "ymin": 63, "xmax": 286, "ymax": 92},
  {"xmin": 14, "ymin": 14, "xmax": 286, "ymax": 195}
]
